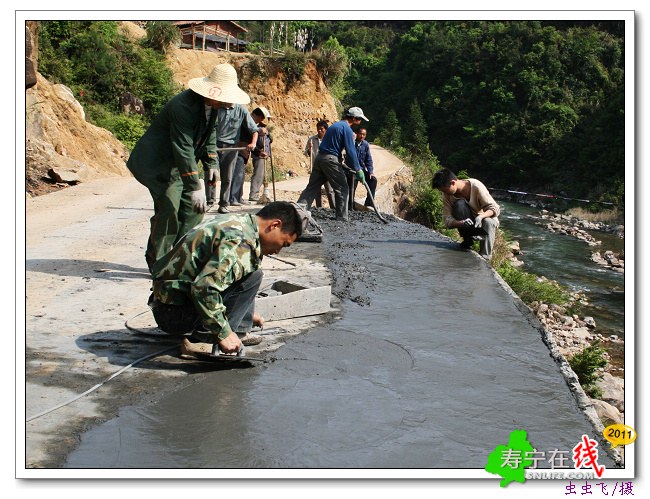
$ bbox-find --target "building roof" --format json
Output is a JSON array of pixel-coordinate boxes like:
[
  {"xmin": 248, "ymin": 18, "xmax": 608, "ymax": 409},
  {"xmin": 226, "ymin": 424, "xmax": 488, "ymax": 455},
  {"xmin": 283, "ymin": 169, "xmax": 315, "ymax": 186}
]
[{"xmin": 172, "ymin": 21, "xmax": 248, "ymax": 33}]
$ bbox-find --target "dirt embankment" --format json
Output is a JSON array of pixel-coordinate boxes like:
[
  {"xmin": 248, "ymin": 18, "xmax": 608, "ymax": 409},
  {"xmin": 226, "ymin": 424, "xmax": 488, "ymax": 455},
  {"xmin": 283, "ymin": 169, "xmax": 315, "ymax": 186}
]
[{"xmin": 25, "ymin": 21, "xmax": 339, "ymax": 198}]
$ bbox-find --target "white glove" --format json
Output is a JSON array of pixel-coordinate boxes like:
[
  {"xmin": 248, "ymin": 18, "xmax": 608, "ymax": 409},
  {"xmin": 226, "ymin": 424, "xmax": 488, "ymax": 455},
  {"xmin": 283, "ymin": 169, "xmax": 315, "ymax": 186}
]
[
  {"xmin": 463, "ymin": 218, "xmax": 474, "ymax": 227},
  {"xmin": 190, "ymin": 179, "xmax": 207, "ymax": 214},
  {"xmin": 474, "ymin": 216, "xmax": 483, "ymax": 229},
  {"xmin": 206, "ymin": 168, "xmax": 218, "ymax": 185}
]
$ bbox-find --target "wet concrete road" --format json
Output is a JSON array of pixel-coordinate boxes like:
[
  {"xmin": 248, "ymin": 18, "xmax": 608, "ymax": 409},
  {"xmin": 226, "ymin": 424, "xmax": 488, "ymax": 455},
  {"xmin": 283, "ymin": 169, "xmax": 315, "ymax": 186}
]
[{"xmin": 64, "ymin": 210, "xmax": 615, "ymax": 471}]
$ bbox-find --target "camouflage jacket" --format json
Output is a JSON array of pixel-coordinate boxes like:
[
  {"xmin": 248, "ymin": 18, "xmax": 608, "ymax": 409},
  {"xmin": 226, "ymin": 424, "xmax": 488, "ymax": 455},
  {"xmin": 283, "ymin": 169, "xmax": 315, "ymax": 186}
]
[{"xmin": 152, "ymin": 213, "xmax": 262, "ymax": 340}]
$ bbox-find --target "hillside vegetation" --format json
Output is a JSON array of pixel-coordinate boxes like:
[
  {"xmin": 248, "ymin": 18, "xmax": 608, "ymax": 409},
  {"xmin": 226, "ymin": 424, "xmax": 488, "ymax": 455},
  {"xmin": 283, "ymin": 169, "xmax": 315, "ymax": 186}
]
[
  {"xmin": 27, "ymin": 21, "xmax": 338, "ymax": 196},
  {"xmin": 31, "ymin": 20, "xmax": 625, "ymax": 209}
]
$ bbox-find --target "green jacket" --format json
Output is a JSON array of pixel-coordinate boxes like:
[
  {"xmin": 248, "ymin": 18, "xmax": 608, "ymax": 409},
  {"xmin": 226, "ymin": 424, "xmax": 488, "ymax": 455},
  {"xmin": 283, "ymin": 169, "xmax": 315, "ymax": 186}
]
[
  {"xmin": 151, "ymin": 213, "xmax": 262, "ymax": 340},
  {"xmin": 127, "ymin": 89, "xmax": 218, "ymax": 197}
]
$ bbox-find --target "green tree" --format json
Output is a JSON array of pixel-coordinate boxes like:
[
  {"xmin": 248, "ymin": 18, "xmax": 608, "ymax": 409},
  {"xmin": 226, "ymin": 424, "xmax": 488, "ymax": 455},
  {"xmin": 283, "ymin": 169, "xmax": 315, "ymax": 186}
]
[
  {"xmin": 376, "ymin": 109, "xmax": 401, "ymax": 149},
  {"xmin": 351, "ymin": 20, "xmax": 624, "ymax": 202},
  {"xmin": 143, "ymin": 21, "xmax": 180, "ymax": 54},
  {"xmin": 314, "ymin": 36, "xmax": 349, "ymax": 87},
  {"xmin": 404, "ymin": 98, "xmax": 429, "ymax": 155},
  {"xmin": 278, "ymin": 47, "xmax": 307, "ymax": 90},
  {"xmin": 37, "ymin": 20, "xmax": 178, "ymax": 147}
]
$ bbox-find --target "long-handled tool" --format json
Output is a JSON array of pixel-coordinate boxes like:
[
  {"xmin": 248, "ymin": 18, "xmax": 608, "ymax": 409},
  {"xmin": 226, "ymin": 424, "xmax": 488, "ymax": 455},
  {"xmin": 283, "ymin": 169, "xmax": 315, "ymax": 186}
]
[
  {"xmin": 215, "ymin": 146, "xmax": 248, "ymax": 152},
  {"xmin": 270, "ymin": 151, "xmax": 277, "ymax": 202},
  {"xmin": 342, "ymin": 165, "xmax": 388, "ymax": 224}
]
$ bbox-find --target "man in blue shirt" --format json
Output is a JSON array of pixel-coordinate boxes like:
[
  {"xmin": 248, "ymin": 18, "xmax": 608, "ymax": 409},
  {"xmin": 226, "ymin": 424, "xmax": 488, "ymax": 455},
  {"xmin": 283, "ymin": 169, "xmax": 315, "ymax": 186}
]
[{"xmin": 297, "ymin": 107, "xmax": 369, "ymax": 221}]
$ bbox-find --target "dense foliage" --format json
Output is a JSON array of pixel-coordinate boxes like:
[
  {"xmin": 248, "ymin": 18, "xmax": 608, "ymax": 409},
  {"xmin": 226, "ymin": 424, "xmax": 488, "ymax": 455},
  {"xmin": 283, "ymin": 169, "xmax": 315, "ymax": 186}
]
[
  {"xmin": 37, "ymin": 21, "xmax": 179, "ymax": 148},
  {"xmin": 241, "ymin": 19, "xmax": 624, "ymax": 209},
  {"xmin": 497, "ymin": 261, "xmax": 571, "ymax": 305},
  {"xmin": 37, "ymin": 20, "xmax": 625, "ymax": 205},
  {"xmin": 347, "ymin": 21, "xmax": 625, "ymax": 205}
]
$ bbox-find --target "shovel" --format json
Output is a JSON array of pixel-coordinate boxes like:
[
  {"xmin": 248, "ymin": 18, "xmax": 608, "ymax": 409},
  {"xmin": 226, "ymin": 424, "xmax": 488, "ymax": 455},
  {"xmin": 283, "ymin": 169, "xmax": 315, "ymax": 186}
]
[
  {"xmin": 270, "ymin": 152, "xmax": 277, "ymax": 202},
  {"xmin": 343, "ymin": 165, "xmax": 388, "ymax": 224}
]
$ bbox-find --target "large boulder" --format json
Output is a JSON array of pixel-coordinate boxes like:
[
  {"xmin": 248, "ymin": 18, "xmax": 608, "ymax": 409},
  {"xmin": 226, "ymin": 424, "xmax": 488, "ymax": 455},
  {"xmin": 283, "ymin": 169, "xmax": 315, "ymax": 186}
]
[
  {"xmin": 25, "ymin": 24, "xmax": 37, "ymax": 89},
  {"xmin": 596, "ymin": 372, "xmax": 624, "ymax": 413},
  {"xmin": 590, "ymin": 399, "xmax": 623, "ymax": 425}
]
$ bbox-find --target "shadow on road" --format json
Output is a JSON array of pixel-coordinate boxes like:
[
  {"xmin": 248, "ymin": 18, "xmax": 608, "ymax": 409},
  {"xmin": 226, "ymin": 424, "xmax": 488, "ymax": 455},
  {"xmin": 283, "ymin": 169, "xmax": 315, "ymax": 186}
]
[
  {"xmin": 71, "ymin": 327, "xmax": 257, "ymax": 375},
  {"xmin": 26, "ymin": 259, "xmax": 150, "ymax": 280}
]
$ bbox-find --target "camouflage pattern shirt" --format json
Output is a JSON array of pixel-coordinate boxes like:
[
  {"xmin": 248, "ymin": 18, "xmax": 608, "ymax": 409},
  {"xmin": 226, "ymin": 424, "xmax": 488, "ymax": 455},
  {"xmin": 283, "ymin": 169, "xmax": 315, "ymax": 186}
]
[{"xmin": 151, "ymin": 213, "xmax": 262, "ymax": 340}]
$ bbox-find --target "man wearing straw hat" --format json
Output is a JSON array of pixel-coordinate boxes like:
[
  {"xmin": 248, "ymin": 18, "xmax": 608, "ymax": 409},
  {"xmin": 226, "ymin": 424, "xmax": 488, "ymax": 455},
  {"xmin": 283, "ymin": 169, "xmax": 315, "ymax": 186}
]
[{"xmin": 127, "ymin": 63, "xmax": 250, "ymax": 272}]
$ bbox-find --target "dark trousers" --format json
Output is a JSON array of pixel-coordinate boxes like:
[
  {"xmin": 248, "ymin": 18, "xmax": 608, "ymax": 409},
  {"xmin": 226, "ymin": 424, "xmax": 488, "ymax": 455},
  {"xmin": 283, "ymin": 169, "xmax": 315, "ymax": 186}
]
[
  {"xmin": 150, "ymin": 269, "xmax": 263, "ymax": 341},
  {"xmin": 298, "ymin": 153, "xmax": 349, "ymax": 219},
  {"xmin": 229, "ymin": 154, "xmax": 247, "ymax": 204},
  {"xmin": 355, "ymin": 174, "xmax": 377, "ymax": 206},
  {"xmin": 452, "ymin": 199, "xmax": 498, "ymax": 259},
  {"xmin": 217, "ymin": 146, "xmax": 239, "ymax": 208},
  {"xmin": 347, "ymin": 172, "xmax": 378, "ymax": 209}
]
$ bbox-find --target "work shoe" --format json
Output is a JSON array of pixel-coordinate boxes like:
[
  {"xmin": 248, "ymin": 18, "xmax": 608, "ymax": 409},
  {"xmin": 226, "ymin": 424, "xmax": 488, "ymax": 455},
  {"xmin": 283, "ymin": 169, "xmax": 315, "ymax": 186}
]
[
  {"xmin": 237, "ymin": 332, "xmax": 263, "ymax": 346},
  {"xmin": 217, "ymin": 206, "xmax": 229, "ymax": 214},
  {"xmin": 180, "ymin": 337, "xmax": 214, "ymax": 359}
]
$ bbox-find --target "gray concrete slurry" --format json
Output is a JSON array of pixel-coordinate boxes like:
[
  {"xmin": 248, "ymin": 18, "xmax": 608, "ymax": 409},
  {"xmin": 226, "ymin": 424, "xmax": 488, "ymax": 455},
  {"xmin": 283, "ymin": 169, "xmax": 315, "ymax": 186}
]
[{"xmin": 64, "ymin": 209, "xmax": 616, "ymax": 471}]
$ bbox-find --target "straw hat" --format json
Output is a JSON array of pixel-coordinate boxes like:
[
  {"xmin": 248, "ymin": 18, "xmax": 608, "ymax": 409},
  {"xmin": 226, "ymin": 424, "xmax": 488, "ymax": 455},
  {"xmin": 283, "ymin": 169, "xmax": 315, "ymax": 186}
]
[{"xmin": 188, "ymin": 64, "xmax": 250, "ymax": 105}]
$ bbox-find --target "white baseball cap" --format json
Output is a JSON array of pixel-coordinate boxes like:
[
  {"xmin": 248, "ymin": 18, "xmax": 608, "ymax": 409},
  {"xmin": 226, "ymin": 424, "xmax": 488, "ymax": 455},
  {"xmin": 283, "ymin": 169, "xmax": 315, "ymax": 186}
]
[{"xmin": 346, "ymin": 106, "xmax": 369, "ymax": 121}]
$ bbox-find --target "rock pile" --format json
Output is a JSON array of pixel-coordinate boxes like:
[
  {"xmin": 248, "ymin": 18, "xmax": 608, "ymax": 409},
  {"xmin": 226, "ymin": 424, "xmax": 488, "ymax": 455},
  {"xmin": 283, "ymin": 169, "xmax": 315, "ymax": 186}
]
[
  {"xmin": 538, "ymin": 210, "xmax": 624, "ymax": 245},
  {"xmin": 530, "ymin": 299, "xmax": 625, "ymax": 425},
  {"xmin": 541, "ymin": 215, "xmax": 602, "ymax": 246},
  {"xmin": 591, "ymin": 250, "xmax": 625, "ymax": 273}
]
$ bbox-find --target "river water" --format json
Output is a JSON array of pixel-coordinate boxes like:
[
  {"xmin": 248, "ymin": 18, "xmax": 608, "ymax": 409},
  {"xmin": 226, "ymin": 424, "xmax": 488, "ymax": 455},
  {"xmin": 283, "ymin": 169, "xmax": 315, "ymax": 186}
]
[{"xmin": 498, "ymin": 201, "xmax": 626, "ymax": 370}]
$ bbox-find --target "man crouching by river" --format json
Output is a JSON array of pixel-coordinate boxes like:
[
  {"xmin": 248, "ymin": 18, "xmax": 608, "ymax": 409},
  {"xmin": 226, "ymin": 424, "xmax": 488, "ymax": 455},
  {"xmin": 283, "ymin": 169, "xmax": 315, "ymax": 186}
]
[
  {"xmin": 431, "ymin": 168, "xmax": 500, "ymax": 260},
  {"xmin": 148, "ymin": 201, "xmax": 307, "ymax": 357}
]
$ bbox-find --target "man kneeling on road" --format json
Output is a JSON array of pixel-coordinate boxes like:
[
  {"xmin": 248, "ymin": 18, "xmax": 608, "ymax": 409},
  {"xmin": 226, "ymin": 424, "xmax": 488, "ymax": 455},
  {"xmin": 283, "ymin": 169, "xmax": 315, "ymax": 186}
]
[
  {"xmin": 148, "ymin": 201, "xmax": 307, "ymax": 357},
  {"xmin": 431, "ymin": 168, "xmax": 500, "ymax": 260}
]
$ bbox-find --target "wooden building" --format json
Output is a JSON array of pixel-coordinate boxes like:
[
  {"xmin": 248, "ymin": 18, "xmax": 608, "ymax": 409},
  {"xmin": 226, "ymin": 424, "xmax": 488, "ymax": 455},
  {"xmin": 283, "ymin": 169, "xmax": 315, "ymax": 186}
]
[{"xmin": 173, "ymin": 21, "xmax": 249, "ymax": 52}]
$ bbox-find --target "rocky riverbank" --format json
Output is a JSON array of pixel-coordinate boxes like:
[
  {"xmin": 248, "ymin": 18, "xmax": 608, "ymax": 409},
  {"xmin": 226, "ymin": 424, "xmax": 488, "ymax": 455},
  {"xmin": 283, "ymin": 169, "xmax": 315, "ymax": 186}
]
[
  {"xmin": 530, "ymin": 297, "xmax": 625, "ymax": 426},
  {"xmin": 591, "ymin": 250, "xmax": 625, "ymax": 273}
]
